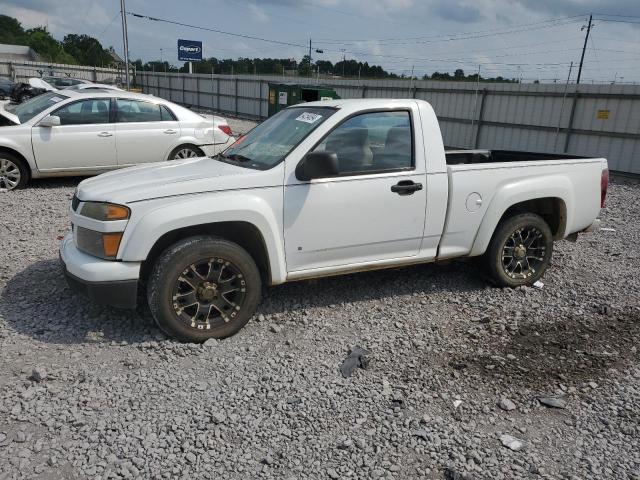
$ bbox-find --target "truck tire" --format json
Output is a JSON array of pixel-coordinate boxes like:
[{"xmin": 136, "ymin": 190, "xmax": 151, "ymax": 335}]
[
  {"xmin": 483, "ymin": 213, "xmax": 553, "ymax": 288},
  {"xmin": 0, "ymin": 153, "xmax": 29, "ymax": 191},
  {"xmin": 147, "ymin": 236, "xmax": 261, "ymax": 342}
]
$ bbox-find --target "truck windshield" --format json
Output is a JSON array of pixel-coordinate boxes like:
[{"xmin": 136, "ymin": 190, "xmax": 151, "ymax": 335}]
[
  {"xmin": 217, "ymin": 106, "xmax": 336, "ymax": 170},
  {"xmin": 6, "ymin": 92, "xmax": 68, "ymax": 123}
]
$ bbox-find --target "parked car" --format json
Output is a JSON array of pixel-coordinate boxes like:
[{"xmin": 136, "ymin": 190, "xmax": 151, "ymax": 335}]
[
  {"xmin": 64, "ymin": 83, "xmax": 123, "ymax": 92},
  {"xmin": 0, "ymin": 90, "xmax": 235, "ymax": 190},
  {"xmin": 0, "ymin": 76, "xmax": 14, "ymax": 99},
  {"xmin": 59, "ymin": 99, "xmax": 608, "ymax": 342},
  {"xmin": 10, "ymin": 77, "xmax": 92, "ymax": 103}
]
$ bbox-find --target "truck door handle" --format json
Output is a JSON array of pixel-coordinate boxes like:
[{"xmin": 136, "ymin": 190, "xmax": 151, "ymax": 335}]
[
  {"xmin": 391, "ymin": 180, "xmax": 423, "ymax": 195},
  {"xmin": 97, "ymin": 131, "xmax": 113, "ymax": 137},
  {"xmin": 163, "ymin": 129, "xmax": 177, "ymax": 134}
]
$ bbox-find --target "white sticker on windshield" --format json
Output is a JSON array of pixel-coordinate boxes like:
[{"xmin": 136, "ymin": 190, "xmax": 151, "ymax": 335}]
[
  {"xmin": 295, "ymin": 112, "xmax": 322, "ymax": 124},
  {"xmin": 50, "ymin": 96, "xmax": 64, "ymax": 103}
]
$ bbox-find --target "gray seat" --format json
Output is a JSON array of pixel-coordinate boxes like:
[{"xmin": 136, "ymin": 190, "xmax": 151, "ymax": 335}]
[
  {"xmin": 375, "ymin": 127, "xmax": 412, "ymax": 169},
  {"xmin": 325, "ymin": 127, "xmax": 373, "ymax": 173}
]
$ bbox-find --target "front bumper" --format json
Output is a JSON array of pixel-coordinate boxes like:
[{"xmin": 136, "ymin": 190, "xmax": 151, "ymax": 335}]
[{"xmin": 59, "ymin": 233, "xmax": 140, "ymax": 309}]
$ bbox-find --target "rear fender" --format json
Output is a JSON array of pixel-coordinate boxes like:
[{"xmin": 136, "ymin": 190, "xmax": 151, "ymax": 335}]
[{"xmin": 469, "ymin": 175, "xmax": 572, "ymax": 256}]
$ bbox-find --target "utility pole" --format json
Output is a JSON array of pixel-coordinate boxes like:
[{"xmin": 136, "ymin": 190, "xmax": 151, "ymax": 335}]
[
  {"xmin": 308, "ymin": 38, "xmax": 312, "ymax": 77},
  {"xmin": 340, "ymin": 48, "xmax": 346, "ymax": 77},
  {"xmin": 120, "ymin": 0, "xmax": 130, "ymax": 90},
  {"xmin": 554, "ymin": 61, "xmax": 574, "ymax": 151},
  {"xmin": 576, "ymin": 14, "xmax": 593, "ymax": 85}
]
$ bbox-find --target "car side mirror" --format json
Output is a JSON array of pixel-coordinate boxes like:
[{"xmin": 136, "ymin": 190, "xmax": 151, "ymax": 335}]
[
  {"xmin": 295, "ymin": 151, "xmax": 338, "ymax": 181},
  {"xmin": 38, "ymin": 115, "xmax": 61, "ymax": 127}
]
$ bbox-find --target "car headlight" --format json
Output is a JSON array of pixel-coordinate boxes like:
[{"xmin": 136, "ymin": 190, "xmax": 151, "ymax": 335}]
[
  {"xmin": 76, "ymin": 202, "xmax": 129, "ymax": 259},
  {"xmin": 80, "ymin": 202, "xmax": 130, "ymax": 221}
]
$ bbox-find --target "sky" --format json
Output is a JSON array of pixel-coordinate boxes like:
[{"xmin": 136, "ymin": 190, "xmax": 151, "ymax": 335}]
[{"xmin": 2, "ymin": 0, "xmax": 640, "ymax": 83}]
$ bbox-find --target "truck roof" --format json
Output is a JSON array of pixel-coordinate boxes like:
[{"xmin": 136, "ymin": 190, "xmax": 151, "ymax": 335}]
[{"xmin": 295, "ymin": 98, "xmax": 427, "ymax": 109}]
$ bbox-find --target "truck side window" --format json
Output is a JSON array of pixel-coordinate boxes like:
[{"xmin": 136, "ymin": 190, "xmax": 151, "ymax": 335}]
[{"xmin": 313, "ymin": 110, "xmax": 413, "ymax": 175}]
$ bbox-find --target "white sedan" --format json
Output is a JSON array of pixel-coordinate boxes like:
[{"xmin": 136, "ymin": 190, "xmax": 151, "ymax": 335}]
[{"xmin": 0, "ymin": 90, "xmax": 235, "ymax": 190}]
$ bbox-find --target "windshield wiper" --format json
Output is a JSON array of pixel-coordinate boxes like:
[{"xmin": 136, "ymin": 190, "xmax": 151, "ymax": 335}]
[{"xmin": 221, "ymin": 153, "xmax": 253, "ymax": 162}]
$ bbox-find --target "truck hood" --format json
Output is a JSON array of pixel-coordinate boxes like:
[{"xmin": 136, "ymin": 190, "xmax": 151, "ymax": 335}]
[{"xmin": 76, "ymin": 158, "xmax": 279, "ymax": 204}]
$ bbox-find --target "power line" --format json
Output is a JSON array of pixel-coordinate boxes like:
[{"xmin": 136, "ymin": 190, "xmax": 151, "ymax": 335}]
[
  {"xmin": 126, "ymin": 11, "xmax": 308, "ymax": 49},
  {"xmin": 315, "ymin": 15, "xmax": 587, "ymax": 44}
]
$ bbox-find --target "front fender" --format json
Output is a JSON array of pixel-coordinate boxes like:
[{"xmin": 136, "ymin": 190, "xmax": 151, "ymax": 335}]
[
  {"xmin": 0, "ymin": 135, "xmax": 38, "ymax": 174},
  {"xmin": 469, "ymin": 174, "xmax": 573, "ymax": 257},
  {"xmin": 119, "ymin": 188, "xmax": 287, "ymax": 284}
]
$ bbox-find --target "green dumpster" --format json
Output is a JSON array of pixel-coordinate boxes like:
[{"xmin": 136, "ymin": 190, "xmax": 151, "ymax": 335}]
[{"xmin": 268, "ymin": 83, "xmax": 340, "ymax": 117}]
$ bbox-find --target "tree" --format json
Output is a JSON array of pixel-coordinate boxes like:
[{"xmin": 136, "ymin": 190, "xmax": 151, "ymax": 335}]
[
  {"xmin": 298, "ymin": 55, "xmax": 312, "ymax": 76},
  {"xmin": 25, "ymin": 27, "xmax": 76, "ymax": 64},
  {"xmin": 62, "ymin": 34, "xmax": 112, "ymax": 66},
  {"xmin": 0, "ymin": 15, "xmax": 24, "ymax": 44}
]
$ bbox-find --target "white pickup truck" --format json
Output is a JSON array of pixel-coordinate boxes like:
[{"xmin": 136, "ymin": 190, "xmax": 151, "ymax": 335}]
[{"xmin": 59, "ymin": 99, "xmax": 608, "ymax": 342}]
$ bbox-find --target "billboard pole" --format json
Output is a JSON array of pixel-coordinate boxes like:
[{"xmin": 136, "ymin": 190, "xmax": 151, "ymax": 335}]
[{"xmin": 120, "ymin": 0, "xmax": 130, "ymax": 90}]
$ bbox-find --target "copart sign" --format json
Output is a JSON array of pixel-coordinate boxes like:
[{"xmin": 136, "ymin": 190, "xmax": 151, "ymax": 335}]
[{"xmin": 178, "ymin": 39, "xmax": 203, "ymax": 62}]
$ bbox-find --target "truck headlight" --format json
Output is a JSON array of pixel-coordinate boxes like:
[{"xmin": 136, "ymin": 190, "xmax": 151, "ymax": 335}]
[
  {"xmin": 76, "ymin": 227, "xmax": 123, "ymax": 259},
  {"xmin": 80, "ymin": 202, "xmax": 130, "ymax": 221}
]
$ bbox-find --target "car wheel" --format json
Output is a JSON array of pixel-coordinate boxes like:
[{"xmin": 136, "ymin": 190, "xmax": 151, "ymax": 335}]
[
  {"xmin": 483, "ymin": 213, "xmax": 553, "ymax": 288},
  {"xmin": 147, "ymin": 236, "xmax": 261, "ymax": 342},
  {"xmin": 169, "ymin": 145, "xmax": 203, "ymax": 160},
  {"xmin": 0, "ymin": 154, "xmax": 28, "ymax": 191}
]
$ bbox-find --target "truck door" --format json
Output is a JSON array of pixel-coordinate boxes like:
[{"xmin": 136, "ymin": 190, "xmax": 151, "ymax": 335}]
[{"xmin": 284, "ymin": 109, "xmax": 427, "ymax": 272}]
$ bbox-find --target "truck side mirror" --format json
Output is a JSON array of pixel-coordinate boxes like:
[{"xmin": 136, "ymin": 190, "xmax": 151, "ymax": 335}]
[
  {"xmin": 38, "ymin": 115, "xmax": 61, "ymax": 127},
  {"xmin": 295, "ymin": 151, "xmax": 338, "ymax": 181}
]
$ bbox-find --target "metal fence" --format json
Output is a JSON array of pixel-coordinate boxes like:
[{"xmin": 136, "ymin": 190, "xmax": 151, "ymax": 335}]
[
  {"xmin": 138, "ymin": 72, "xmax": 640, "ymax": 175},
  {"xmin": 0, "ymin": 60, "xmax": 126, "ymax": 84}
]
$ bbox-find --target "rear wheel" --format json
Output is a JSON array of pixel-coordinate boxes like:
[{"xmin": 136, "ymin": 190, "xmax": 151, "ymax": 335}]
[
  {"xmin": 0, "ymin": 153, "xmax": 28, "ymax": 191},
  {"xmin": 147, "ymin": 236, "xmax": 261, "ymax": 342},
  {"xmin": 483, "ymin": 213, "xmax": 553, "ymax": 287},
  {"xmin": 169, "ymin": 145, "xmax": 203, "ymax": 160}
]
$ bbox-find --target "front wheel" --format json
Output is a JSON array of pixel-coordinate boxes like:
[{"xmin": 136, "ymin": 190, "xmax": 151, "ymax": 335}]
[
  {"xmin": 483, "ymin": 213, "xmax": 553, "ymax": 288},
  {"xmin": 0, "ymin": 154, "xmax": 28, "ymax": 191},
  {"xmin": 147, "ymin": 236, "xmax": 261, "ymax": 342}
]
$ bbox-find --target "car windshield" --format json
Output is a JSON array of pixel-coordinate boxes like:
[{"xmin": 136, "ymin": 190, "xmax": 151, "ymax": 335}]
[
  {"xmin": 217, "ymin": 106, "xmax": 336, "ymax": 170},
  {"xmin": 6, "ymin": 92, "xmax": 69, "ymax": 123}
]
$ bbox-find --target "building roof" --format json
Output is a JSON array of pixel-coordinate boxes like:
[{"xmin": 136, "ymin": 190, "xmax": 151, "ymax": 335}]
[
  {"xmin": 107, "ymin": 47, "xmax": 124, "ymax": 65},
  {"xmin": 0, "ymin": 44, "xmax": 41, "ymax": 61}
]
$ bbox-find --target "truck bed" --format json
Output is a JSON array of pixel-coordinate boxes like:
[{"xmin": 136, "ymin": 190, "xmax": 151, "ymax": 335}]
[{"xmin": 445, "ymin": 148, "xmax": 586, "ymax": 165}]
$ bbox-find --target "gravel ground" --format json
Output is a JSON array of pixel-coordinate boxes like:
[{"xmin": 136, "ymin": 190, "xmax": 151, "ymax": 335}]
[{"xmin": 0, "ymin": 171, "xmax": 639, "ymax": 480}]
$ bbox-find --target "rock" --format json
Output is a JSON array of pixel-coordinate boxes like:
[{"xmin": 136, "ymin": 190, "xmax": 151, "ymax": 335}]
[
  {"xmin": 185, "ymin": 452, "xmax": 196, "ymax": 463},
  {"xmin": 445, "ymin": 468, "xmax": 472, "ymax": 480},
  {"xmin": 327, "ymin": 468, "xmax": 339, "ymax": 479},
  {"xmin": 500, "ymin": 434, "xmax": 524, "ymax": 452},
  {"xmin": 412, "ymin": 430, "xmax": 429, "ymax": 441},
  {"xmin": 257, "ymin": 314, "xmax": 265, "ymax": 322},
  {"xmin": 211, "ymin": 412, "xmax": 226, "ymax": 424},
  {"xmin": 537, "ymin": 396, "xmax": 567, "ymax": 409},
  {"xmin": 269, "ymin": 324, "xmax": 282, "ymax": 333},
  {"xmin": 203, "ymin": 338, "xmax": 217, "ymax": 347},
  {"xmin": 339, "ymin": 346, "xmax": 370, "ymax": 378},
  {"xmin": 498, "ymin": 397, "xmax": 517, "ymax": 411},
  {"xmin": 31, "ymin": 366, "xmax": 47, "ymax": 382}
]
